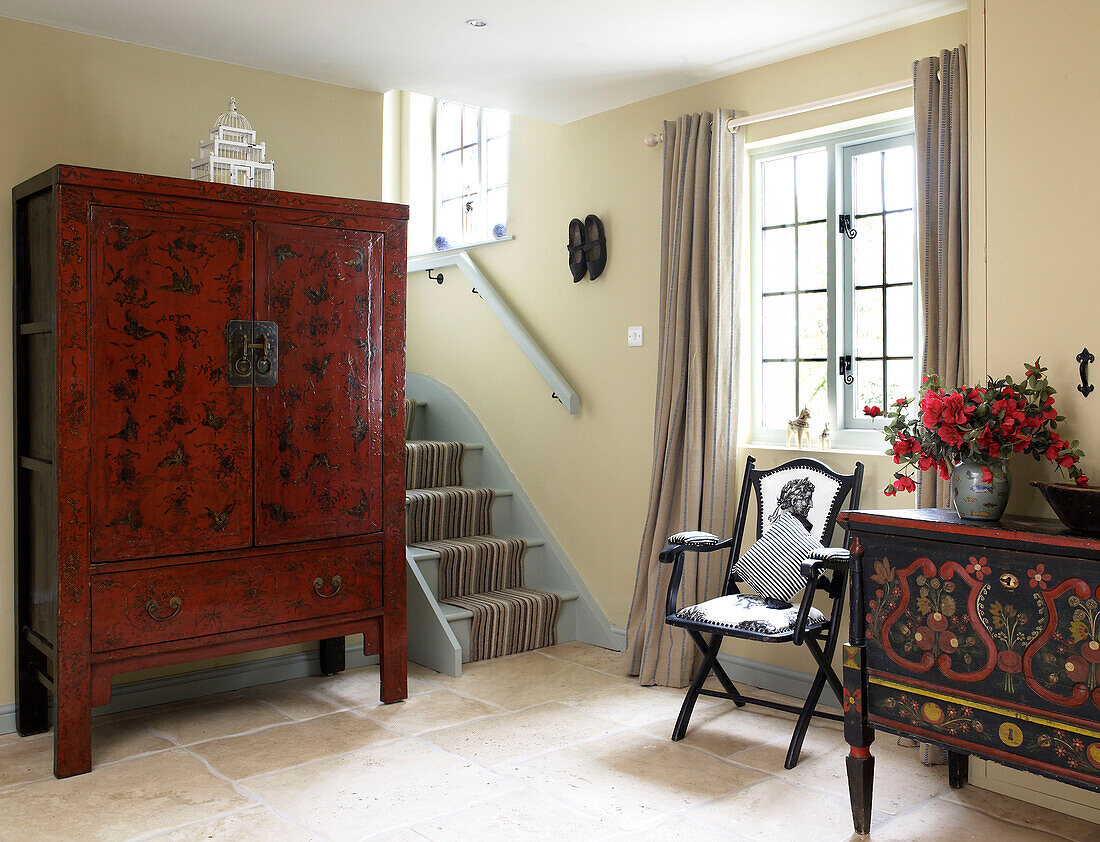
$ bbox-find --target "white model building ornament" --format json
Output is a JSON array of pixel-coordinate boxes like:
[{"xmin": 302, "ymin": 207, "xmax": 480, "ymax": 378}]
[{"xmin": 190, "ymin": 98, "xmax": 275, "ymax": 188}]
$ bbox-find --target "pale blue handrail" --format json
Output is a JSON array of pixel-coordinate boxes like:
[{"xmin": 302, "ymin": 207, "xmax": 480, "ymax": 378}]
[{"xmin": 406, "ymin": 250, "xmax": 580, "ymax": 414}]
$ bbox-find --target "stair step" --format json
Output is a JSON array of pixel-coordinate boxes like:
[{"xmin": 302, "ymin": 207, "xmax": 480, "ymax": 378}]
[
  {"xmin": 406, "ymin": 441, "xmax": 483, "ymax": 451},
  {"xmin": 436, "ymin": 589, "xmax": 577, "ymax": 617},
  {"xmin": 405, "ymin": 486, "xmax": 513, "ymax": 543},
  {"xmin": 408, "ymin": 537, "xmax": 544, "ymax": 563},
  {"xmin": 439, "ymin": 588, "xmax": 580, "ymax": 664}
]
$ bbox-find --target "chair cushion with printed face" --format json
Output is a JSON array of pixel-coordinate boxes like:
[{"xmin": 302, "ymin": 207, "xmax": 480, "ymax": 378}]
[
  {"xmin": 673, "ymin": 592, "xmax": 827, "ymax": 638},
  {"xmin": 733, "ymin": 512, "xmax": 824, "ymax": 602},
  {"xmin": 756, "ymin": 467, "xmax": 842, "ymax": 545}
]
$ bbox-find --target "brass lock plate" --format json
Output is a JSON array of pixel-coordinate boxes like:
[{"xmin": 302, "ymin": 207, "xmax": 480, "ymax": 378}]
[{"xmin": 226, "ymin": 320, "xmax": 279, "ymax": 387}]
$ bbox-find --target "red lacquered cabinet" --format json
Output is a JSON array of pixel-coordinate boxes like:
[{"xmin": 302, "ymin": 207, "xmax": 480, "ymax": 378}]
[{"xmin": 13, "ymin": 166, "xmax": 408, "ymax": 777}]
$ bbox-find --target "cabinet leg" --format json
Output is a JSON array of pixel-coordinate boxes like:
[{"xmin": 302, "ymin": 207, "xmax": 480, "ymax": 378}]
[
  {"xmin": 53, "ymin": 671, "xmax": 92, "ymax": 778},
  {"xmin": 948, "ymin": 750, "xmax": 968, "ymax": 789},
  {"xmin": 318, "ymin": 637, "xmax": 346, "ymax": 676},
  {"xmin": 846, "ymin": 750, "xmax": 875, "ymax": 835},
  {"xmin": 15, "ymin": 641, "xmax": 49, "ymax": 736},
  {"xmin": 379, "ymin": 617, "xmax": 407, "ymax": 705}
]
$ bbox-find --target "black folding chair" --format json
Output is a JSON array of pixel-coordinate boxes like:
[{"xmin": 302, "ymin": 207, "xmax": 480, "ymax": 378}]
[{"xmin": 661, "ymin": 456, "xmax": 864, "ymax": 768}]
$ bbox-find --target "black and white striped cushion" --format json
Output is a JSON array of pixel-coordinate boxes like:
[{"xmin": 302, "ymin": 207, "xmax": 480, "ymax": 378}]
[{"xmin": 733, "ymin": 513, "xmax": 824, "ymax": 602}]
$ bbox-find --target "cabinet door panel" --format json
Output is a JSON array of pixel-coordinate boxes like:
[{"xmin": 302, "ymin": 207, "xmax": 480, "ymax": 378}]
[
  {"xmin": 90, "ymin": 208, "xmax": 253, "ymax": 561},
  {"xmin": 254, "ymin": 223, "xmax": 383, "ymax": 544}
]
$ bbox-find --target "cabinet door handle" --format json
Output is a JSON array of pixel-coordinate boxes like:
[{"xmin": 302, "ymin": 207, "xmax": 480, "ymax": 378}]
[
  {"xmin": 312, "ymin": 575, "xmax": 343, "ymax": 598},
  {"xmin": 146, "ymin": 596, "xmax": 183, "ymax": 621},
  {"xmin": 226, "ymin": 320, "xmax": 279, "ymax": 387}
]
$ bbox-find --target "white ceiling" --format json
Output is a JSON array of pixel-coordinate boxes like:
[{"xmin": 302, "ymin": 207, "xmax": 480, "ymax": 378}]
[{"xmin": 0, "ymin": 0, "xmax": 964, "ymax": 124}]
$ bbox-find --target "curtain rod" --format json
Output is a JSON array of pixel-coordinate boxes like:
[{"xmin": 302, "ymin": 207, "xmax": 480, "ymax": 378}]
[{"xmin": 643, "ymin": 78, "xmax": 912, "ymax": 146}]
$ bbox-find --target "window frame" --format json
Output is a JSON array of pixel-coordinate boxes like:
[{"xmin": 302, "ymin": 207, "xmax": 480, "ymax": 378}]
[
  {"xmin": 840, "ymin": 133, "xmax": 922, "ymax": 432},
  {"xmin": 433, "ymin": 100, "xmax": 509, "ymax": 249},
  {"xmin": 748, "ymin": 117, "xmax": 918, "ymax": 451}
]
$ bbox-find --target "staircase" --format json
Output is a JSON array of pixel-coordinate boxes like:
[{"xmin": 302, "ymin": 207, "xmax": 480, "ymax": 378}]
[{"xmin": 403, "ymin": 373, "xmax": 616, "ymax": 675}]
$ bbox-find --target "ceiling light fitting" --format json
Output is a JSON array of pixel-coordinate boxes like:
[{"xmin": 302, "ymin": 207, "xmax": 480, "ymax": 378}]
[{"xmin": 465, "ymin": 18, "xmax": 488, "ymax": 28}]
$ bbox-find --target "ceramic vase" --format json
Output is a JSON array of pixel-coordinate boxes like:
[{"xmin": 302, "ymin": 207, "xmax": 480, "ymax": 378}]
[{"xmin": 950, "ymin": 460, "xmax": 1011, "ymax": 521}]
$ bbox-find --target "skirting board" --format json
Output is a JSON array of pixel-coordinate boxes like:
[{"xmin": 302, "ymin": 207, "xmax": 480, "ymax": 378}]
[
  {"xmin": 607, "ymin": 626, "xmax": 840, "ymax": 710},
  {"xmin": 0, "ymin": 640, "xmax": 379, "ymax": 736}
]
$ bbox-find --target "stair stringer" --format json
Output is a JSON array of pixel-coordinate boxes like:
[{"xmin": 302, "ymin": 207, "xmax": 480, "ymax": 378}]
[
  {"xmin": 406, "ymin": 372, "xmax": 618, "ymax": 653},
  {"xmin": 405, "ymin": 547, "xmax": 463, "ymax": 676}
]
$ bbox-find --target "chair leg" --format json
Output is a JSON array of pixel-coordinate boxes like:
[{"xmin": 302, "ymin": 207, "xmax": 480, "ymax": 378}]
[
  {"xmin": 671, "ymin": 633, "xmax": 722, "ymax": 742},
  {"xmin": 785, "ymin": 667, "xmax": 828, "ymax": 769},
  {"xmin": 807, "ymin": 635, "xmax": 845, "ymax": 705},
  {"xmin": 690, "ymin": 630, "xmax": 746, "ymax": 707},
  {"xmin": 784, "ymin": 636, "xmax": 845, "ymax": 770}
]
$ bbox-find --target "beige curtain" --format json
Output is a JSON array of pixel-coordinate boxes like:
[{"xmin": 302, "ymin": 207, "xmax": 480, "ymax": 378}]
[
  {"xmin": 626, "ymin": 109, "xmax": 741, "ymax": 687},
  {"xmin": 915, "ymin": 46, "xmax": 968, "ymax": 509}
]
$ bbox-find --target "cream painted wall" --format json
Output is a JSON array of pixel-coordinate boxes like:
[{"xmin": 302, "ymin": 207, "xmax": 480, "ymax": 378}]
[
  {"xmin": 978, "ymin": 0, "xmax": 1100, "ymax": 514},
  {"xmin": 0, "ymin": 17, "xmax": 384, "ymax": 710},
  {"xmin": 406, "ymin": 13, "xmax": 967, "ymax": 638}
]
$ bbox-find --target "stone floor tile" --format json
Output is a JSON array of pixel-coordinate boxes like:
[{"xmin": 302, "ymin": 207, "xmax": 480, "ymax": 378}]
[
  {"xmin": 409, "ymin": 652, "xmax": 623, "ymax": 710},
  {"xmin": 420, "ymin": 702, "xmax": 619, "ymax": 766},
  {"xmin": 642, "ymin": 702, "xmax": 802, "ymax": 757},
  {"xmin": 860, "ymin": 798, "xmax": 1069, "ymax": 841},
  {"xmin": 310, "ymin": 665, "xmax": 435, "ymax": 711},
  {"xmin": 733, "ymin": 724, "xmax": 949, "ymax": 814},
  {"xmin": 939, "ymin": 786, "xmax": 1100, "ymax": 841},
  {"xmin": 560, "ymin": 682, "xmax": 719, "ymax": 727},
  {"xmin": 359, "ymin": 689, "xmax": 502, "ymax": 735},
  {"xmin": 188, "ymin": 711, "xmax": 399, "ymax": 779},
  {"xmin": 362, "ymin": 831, "xmax": 431, "ymax": 842},
  {"xmin": 0, "ymin": 732, "xmax": 53, "ymax": 788},
  {"xmin": 141, "ymin": 692, "xmax": 293, "ymax": 745},
  {"xmin": 242, "ymin": 738, "xmax": 518, "ymax": 841},
  {"xmin": 93, "ymin": 717, "xmax": 175, "ymax": 765},
  {"xmin": 139, "ymin": 805, "xmax": 317, "ymax": 841},
  {"xmin": 609, "ymin": 814, "xmax": 752, "ymax": 841},
  {"xmin": 242, "ymin": 675, "xmax": 362, "ymax": 720},
  {"xmin": 0, "ymin": 718, "xmax": 172, "ymax": 788},
  {"xmin": 692, "ymin": 777, "xmax": 868, "ymax": 842},
  {"xmin": 540, "ymin": 642, "xmax": 628, "ymax": 676},
  {"xmin": 411, "ymin": 790, "xmax": 615, "ymax": 841},
  {"xmin": 0, "ymin": 749, "xmax": 253, "ymax": 842},
  {"xmin": 503, "ymin": 729, "xmax": 767, "ymax": 832}
]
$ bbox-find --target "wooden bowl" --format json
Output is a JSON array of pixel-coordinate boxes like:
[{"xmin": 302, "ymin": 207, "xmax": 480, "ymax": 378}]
[{"xmin": 1031, "ymin": 481, "xmax": 1100, "ymax": 534}]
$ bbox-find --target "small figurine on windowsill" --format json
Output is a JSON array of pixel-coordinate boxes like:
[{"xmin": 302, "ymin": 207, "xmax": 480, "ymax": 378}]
[
  {"xmin": 786, "ymin": 407, "xmax": 812, "ymax": 449},
  {"xmin": 819, "ymin": 422, "xmax": 832, "ymax": 451}
]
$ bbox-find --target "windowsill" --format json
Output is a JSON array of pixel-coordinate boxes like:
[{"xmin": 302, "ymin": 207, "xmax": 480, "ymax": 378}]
[
  {"xmin": 745, "ymin": 441, "xmax": 891, "ymax": 458},
  {"xmin": 409, "ymin": 235, "xmax": 514, "ymax": 260}
]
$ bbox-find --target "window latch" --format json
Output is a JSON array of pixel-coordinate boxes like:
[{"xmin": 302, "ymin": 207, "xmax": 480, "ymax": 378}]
[
  {"xmin": 838, "ymin": 354, "xmax": 854, "ymax": 385},
  {"xmin": 839, "ymin": 214, "xmax": 857, "ymax": 240}
]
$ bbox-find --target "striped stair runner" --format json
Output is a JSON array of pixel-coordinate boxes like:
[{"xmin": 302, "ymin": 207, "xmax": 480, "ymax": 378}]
[{"xmin": 404, "ymin": 399, "xmax": 561, "ymax": 662}]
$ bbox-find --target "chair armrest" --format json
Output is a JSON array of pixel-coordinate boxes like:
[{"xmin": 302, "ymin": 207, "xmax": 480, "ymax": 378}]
[
  {"xmin": 662, "ymin": 531, "xmax": 735, "ymax": 554},
  {"xmin": 658, "ymin": 534, "xmax": 734, "ymax": 620},
  {"xmin": 792, "ymin": 548, "xmax": 850, "ymax": 646},
  {"xmin": 799, "ymin": 547, "xmax": 850, "ymax": 578}
]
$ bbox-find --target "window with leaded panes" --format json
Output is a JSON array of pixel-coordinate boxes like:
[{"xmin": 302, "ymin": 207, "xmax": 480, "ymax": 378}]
[
  {"xmin": 751, "ymin": 120, "xmax": 918, "ymax": 445},
  {"xmin": 435, "ymin": 101, "xmax": 509, "ymax": 248}
]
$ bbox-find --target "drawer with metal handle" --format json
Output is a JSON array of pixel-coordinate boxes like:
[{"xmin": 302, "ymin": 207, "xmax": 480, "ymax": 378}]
[{"xmin": 90, "ymin": 543, "xmax": 381, "ymax": 652}]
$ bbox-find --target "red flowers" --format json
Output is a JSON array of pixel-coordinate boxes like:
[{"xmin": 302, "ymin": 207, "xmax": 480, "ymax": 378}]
[
  {"xmin": 892, "ymin": 475, "xmax": 916, "ymax": 493},
  {"xmin": 875, "ymin": 360, "xmax": 1088, "ymax": 497}
]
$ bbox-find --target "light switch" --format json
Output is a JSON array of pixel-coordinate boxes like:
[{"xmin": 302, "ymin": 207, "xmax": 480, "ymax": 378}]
[{"xmin": 627, "ymin": 326, "xmax": 644, "ymax": 347}]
